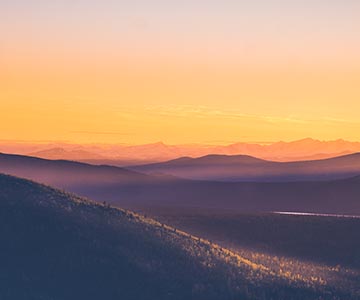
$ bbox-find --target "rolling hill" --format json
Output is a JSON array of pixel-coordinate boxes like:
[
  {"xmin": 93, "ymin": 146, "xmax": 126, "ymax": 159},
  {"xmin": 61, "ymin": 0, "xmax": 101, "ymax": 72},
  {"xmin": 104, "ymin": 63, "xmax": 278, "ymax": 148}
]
[
  {"xmin": 1, "ymin": 152, "xmax": 360, "ymax": 216},
  {"xmin": 0, "ymin": 152, "xmax": 155, "ymax": 189},
  {"xmin": 1, "ymin": 174, "xmax": 354, "ymax": 299},
  {"xmin": 131, "ymin": 152, "xmax": 360, "ymax": 182}
]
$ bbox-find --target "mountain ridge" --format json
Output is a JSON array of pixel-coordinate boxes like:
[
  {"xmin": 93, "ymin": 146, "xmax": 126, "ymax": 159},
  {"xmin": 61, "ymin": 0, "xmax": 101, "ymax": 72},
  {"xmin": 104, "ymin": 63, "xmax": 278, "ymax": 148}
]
[
  {"xmin": 131, "ymin": 152, "xmax": 360, "ymax": 182},
  {"xmin": 1, "ymin": 152, "xmax": 360, "ymax": 216}
]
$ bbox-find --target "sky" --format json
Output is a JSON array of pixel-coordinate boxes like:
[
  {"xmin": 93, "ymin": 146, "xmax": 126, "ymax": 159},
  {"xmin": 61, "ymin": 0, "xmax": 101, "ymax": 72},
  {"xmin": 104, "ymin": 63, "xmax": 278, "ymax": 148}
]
[{"xmin": 1, "ymin": 0, "xmax": 360, "ymax": 144}]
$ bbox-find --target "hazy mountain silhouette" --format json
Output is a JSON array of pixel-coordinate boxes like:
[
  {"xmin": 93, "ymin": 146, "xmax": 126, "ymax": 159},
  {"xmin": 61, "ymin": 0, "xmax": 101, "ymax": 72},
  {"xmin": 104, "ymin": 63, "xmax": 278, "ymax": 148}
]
[
  {"xmin": 3, "ymin": 138, "xmax": 360, "ymax": 165},
  {"xmin": 2, "ymin": 173, "xmax": 352, "ymax": 300},
  {"xmin": 28, "ymin": 147, "xmax": 106, "ymax": 161},
  {"xmin": 1, "ymin": 153, "xmax": 360, "ymax": 216},
  {"xmin": 131, "ymin": 152, "xmax": 360, "ymax": 182},
  {"xmin": 219, "ymin": 138, "xmax": 360, "ymax": 161}
]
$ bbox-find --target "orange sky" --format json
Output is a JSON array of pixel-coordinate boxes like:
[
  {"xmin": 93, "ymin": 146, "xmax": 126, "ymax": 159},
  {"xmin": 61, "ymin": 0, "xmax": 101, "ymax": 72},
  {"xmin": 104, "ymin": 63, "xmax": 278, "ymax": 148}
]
[{"xmin": 1, "ymin": 1, "xmax": 360, "ymax": 144}]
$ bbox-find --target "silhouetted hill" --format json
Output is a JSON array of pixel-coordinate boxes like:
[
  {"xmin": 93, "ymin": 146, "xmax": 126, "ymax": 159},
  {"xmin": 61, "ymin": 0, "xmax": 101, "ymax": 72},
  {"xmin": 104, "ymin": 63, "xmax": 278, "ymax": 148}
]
[
  {"xmin": 152, "ymin": 154, "xmax": 268, "ymax": 166},
  {"xmin": 1, "ymin": 153, "xmax": 360, "ymax": 216},
  {"xmin": 0, "ymin": 152, "xmax": 156, "ymax": 189},
  {"xmin": 1, "ymin": 174, "xmax": 352, "ymax": 299},
  {"xmin": 131, "ymin": 153, "xmax": 360, "ymax": 182}
]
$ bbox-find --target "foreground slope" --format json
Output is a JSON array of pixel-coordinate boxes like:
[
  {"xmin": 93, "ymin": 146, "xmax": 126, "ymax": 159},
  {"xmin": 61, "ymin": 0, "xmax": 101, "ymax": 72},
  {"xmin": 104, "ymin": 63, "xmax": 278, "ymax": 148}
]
[
  {"xmin": 131, "ymin": 153, "xmax": 360, "ymax": 182},
  {"xmin": 0, "ymin": 174, "xmax": 357, "ymax": 300},
  {"xmin": 158, "ymin": 211, "xmax": 360, "ymax": 270}
]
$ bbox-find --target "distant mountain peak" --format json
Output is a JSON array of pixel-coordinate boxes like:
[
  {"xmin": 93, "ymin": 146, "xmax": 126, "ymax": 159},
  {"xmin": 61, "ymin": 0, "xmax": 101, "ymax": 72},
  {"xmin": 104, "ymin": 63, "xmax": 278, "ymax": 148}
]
[
  {"xmin": 28, "ymin": 147, "xmax": 105, "ymax": 160},
  {"xmin": 198, "ymin": 154, "xmax": 265, "ymax": 162},
  {"xmin": 3, "ymin": 138, "xmax": 360, "ymax": 165},
  {"xmin": 296, "ymin": 137, "xmax": 318, "ymax": 143}
]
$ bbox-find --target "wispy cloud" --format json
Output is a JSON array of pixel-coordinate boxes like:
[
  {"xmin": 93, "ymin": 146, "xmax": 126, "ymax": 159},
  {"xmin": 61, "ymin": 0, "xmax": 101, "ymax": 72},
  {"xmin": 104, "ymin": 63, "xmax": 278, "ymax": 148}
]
[
  {"xmin": 69, "ymin": 131, "xmax": 132, "ymax": 136},
  {"xmin": 144, "ymin": 104, "xmax": 312, "ymax": 124},
  {"xmin": 144, "ymin": 104, "xmax": 360, "ymax": 128}
]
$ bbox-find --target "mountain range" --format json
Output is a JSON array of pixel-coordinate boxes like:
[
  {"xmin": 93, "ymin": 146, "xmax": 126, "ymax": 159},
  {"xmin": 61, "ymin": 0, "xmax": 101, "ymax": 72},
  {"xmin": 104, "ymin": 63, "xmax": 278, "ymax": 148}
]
[
  {"xmin": 131, "ymin": 152, "xmax": 360, "ymax": 182},
  {"xmin": 1, "ymin": 138, "xmax": 360, "ymax": 165},
  {"xmin": 1, "ymin": 152, "xmax": 360, "ymax": 215}
]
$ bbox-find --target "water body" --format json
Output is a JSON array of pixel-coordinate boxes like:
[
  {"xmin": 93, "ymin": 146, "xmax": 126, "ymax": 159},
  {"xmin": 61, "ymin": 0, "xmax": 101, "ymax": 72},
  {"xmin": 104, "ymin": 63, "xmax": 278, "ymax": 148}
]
[{"xmin": 273, "ymin": 211, "xmax": 360, "ymax": 219}]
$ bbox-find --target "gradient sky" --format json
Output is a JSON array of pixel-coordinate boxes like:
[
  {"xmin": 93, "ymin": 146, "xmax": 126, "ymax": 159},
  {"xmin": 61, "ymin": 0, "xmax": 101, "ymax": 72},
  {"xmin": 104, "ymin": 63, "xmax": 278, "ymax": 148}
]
[{"xmin": 1, "ymin": 0, "xmax": 360, "ymax": 144}]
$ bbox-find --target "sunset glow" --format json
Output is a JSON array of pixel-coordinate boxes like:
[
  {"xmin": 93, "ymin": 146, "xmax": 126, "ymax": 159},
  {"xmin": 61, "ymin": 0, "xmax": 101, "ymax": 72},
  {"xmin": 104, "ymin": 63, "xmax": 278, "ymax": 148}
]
[
  {"xmin": 1, "ymin": 1, "xmax": 360, "ymax": 144},
  {"xmin": 2, "ymin": 3, "xmax": 360, "ymax": 299}
]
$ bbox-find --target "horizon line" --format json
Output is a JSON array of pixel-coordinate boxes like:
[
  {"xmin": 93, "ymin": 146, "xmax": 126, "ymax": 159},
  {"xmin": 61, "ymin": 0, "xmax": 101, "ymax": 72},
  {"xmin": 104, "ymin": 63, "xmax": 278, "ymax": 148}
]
[{"xmin": 0, "ymin": 137, "xmax": 359, "ymax": 147}]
